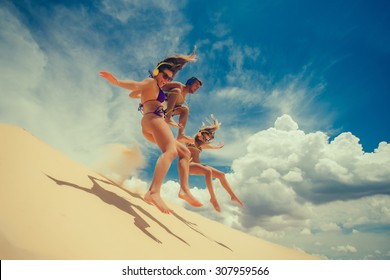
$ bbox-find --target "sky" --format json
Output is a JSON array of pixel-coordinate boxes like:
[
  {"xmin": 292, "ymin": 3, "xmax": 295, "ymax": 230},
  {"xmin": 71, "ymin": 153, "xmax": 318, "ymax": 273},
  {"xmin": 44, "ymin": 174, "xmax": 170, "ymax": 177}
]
[{"xmin": 1, "ymin": 0, "xmax": 390, "ymax": 260}]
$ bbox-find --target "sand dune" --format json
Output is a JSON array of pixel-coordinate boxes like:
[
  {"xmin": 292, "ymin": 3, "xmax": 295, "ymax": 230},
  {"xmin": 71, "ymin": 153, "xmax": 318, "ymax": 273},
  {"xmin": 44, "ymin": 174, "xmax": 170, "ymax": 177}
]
[{"xmin": 0, "ymin": 124, "xmax": 318, "ymax": 260}]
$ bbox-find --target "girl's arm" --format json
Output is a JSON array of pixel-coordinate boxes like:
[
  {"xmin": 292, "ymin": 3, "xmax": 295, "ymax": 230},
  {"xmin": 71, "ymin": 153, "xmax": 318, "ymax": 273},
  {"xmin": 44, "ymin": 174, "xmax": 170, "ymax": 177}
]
[
  {"xmin": 201, "ymin": 143, "xmax": 224, "ymax": 150},
  {"xmin": 100, "ymin": 71, "xmax": 148, "ymax": 91}
]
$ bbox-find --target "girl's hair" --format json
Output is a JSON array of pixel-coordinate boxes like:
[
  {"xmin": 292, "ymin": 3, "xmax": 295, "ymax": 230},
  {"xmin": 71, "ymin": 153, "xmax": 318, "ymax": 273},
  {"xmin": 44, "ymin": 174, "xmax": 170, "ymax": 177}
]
[
  {"xmin": 194, "ymin": 115, "xmax": 221, "ymax": 145},
  {"xmin": 156, "ymin": 48, "xmax": 197, "ymax": 76}
]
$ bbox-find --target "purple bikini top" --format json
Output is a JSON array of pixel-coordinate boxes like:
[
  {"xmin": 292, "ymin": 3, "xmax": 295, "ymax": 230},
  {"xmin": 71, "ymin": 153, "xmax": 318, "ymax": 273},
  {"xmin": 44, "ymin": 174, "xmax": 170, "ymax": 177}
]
[
  {"xmin": 148, "ymin": 70, "xmax": 166, "ymax": 103},
  {"xmin": 156, "ymin": 87, "xmax": 166, "ymax": 103},
  {"xmin": 138, "ymin": 71, "xmax": 166, "ymax": 115}
]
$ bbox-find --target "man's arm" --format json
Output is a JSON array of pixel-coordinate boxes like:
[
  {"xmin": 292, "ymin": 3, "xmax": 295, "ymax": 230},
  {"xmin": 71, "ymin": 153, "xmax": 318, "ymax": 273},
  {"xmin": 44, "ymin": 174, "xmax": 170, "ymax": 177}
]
[{"xmin": 162, "ymin": 81, "xmax": 184, "ymax": 91}]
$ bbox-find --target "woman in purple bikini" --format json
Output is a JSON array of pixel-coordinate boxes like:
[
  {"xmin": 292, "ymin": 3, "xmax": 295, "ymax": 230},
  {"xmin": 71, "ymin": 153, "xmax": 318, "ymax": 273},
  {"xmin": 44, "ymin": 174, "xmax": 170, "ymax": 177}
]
[{"xmin": 100, "ymin": 51, "xmax": 202, "ymax": 214}]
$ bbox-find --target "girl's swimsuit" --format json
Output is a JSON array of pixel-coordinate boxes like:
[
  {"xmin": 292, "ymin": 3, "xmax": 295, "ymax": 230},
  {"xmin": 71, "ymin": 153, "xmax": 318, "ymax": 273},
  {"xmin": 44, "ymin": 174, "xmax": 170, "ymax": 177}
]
[
  {"xmin": 187, "ymin": 143, "xmax": 202, "ymax": 152},
  {"xmin": 138, "ymin": 73, "xmax": 166, "ymax": 117},
  {"xmin": 187, "ymin": 143, "xmax": 208, "ymax": 165}
]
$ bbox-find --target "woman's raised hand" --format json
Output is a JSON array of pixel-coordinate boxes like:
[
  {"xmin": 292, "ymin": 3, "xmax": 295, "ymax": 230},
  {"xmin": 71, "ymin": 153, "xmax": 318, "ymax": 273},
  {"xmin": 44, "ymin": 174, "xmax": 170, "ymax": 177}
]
[
  {"xmin": 99, "ymin": 71, "xmax": 118, "ymax": 85},
  {"xmin": 216, "ymin": 143, "xmax": 224, "ymax": 149}
]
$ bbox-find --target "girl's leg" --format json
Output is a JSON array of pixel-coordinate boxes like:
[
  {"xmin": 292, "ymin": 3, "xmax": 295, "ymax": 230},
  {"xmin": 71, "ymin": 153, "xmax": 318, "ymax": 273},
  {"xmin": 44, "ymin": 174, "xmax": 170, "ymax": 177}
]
[
  {"xmin": 189, "ymin": 163, "xmax": 220, "ymax": 212},
  {"xmin": 208, "ymin": 166, "xmax": 244, "ymax": 207},
  {"xmin": 141, "ymin": 116, "xmax": 178, "ymax": 213},
  {"xmin": 176, "ymin": 143, "xmax": 202, "ymax": 207}
]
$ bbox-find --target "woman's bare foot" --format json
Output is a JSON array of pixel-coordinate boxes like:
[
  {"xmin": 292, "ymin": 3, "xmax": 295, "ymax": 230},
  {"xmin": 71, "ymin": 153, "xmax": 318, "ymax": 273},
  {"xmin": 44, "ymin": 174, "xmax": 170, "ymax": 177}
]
[
  {"xmin": 177, "ymin": 134, "xmax": 194, "ymax": 144},
  {"xmin": 231, "ymin": 196, "xmax": 244, "ymax": 207},
  {"xmin": 144, "ymin": 191, "xmax": 173, "ymax": 214},
  {"xmin": 210, "ymin": 198, "xmax": 221, "ymax": 212},
  {"xmin": 178, "ymin": 189, "xmax": 203, "ymax": 207},
  {"xmin": 165, "ymin": 117, "xmax": 181, "ymax": 128}
]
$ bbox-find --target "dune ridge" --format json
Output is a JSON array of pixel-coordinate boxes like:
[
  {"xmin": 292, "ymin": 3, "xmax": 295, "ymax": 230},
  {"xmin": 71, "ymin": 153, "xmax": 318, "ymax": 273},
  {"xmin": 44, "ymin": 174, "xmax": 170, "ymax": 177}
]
[{"xmin": 0, "ymin": 124, "xmax": 318, "ymax": 260}]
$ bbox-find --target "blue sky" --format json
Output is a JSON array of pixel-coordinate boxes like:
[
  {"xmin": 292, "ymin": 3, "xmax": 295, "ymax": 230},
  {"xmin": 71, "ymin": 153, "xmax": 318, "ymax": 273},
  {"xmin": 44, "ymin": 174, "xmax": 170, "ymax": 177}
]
[{"xmin": 1, "ymin": 0, "xmax": 390, "ymax": 260}]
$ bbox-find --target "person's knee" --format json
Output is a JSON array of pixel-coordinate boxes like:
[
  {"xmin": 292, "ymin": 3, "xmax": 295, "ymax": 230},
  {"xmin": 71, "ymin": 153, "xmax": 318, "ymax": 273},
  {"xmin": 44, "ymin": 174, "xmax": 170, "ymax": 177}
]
[
  {"xmin": 181, "ymin": 106, "xmax": 189, "ymax": 115},
  {"xmin": 205, "ymin": 168, "xmax": 213, "ymax": 179},
  {"xmin": 163, "ymin": 148, "xmax": 178, "ymax": 161},
  {"xmin": 216, "ymin": 172, "xmax": 226, "ymax": 181}
]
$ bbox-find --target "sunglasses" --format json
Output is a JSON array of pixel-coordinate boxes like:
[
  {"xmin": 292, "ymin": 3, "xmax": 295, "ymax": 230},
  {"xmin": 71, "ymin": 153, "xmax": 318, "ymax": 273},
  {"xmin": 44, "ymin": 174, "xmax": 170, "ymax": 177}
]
[
  {"xmin": 199, "ymin": 132, "xmax": 213, "ymax": 143},
  {"xmin": 161, "ymin": 71, "xmax": 173, "ymax": 82}
]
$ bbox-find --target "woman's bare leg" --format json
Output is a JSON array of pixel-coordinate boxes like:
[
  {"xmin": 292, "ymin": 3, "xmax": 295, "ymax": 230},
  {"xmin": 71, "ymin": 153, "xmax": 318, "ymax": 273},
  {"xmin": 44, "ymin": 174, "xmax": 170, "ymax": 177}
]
[
  {"xmin": 209, "ymin": 166, "xmax": 244, "ymax": 207},
  {"xmin": 189, "ymin": 163, "xmax": 220, "ymax": 212},
  {"xmin": 141, "ymin": 115, "xmax": 178, "ymax": 213},
  {"xmin": 176, "ymin": 143, "xmax": 203, "ymax": 207}
]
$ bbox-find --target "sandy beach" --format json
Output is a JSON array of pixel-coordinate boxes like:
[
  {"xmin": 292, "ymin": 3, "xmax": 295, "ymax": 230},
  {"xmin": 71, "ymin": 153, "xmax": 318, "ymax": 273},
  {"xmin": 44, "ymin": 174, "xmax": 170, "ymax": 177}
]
[{"xmin": 0, "ymin": 124, "xmax": 319, "ymax": 260}]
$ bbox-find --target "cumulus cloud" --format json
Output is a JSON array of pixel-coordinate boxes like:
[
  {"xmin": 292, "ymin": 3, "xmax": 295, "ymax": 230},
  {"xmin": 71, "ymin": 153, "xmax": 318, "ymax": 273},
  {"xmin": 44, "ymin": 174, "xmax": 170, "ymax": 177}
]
[
  {"xmin": 232, "ymin": 114, "xmax": 390, "ymax": 205},
  {"xmin": 165, "ymin": 113, "xmax": 390, "ymax": 217},
  {"xmin": 320, "ymin": 223, "xmax": 341, "ymax": 232},
  {"xmin": 331, "ymin": 245, "xmax": 357, "ymax": 253},
  {"xmin": 155, "ymin": 114, "xmax": 390, "ymax": 259},
  {"xmin": 300, "ymin": 228, "xmax": 312, "ymax": 235}
]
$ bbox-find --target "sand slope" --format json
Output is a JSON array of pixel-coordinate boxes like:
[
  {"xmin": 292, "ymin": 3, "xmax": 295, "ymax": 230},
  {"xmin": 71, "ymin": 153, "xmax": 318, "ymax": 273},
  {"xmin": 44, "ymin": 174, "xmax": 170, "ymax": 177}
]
[{"xmin": 0, "ymin": 124, "xmax": 318, "ymax": 260}]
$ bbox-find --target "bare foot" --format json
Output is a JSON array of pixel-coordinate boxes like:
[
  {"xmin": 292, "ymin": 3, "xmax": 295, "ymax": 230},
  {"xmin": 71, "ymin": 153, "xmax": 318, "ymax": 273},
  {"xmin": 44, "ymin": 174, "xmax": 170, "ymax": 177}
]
[
  {"xmin": 231, "ymin": 196, "xmax": 244, "ymax": 207},
  {"xmin": 144, "ymin": 191, "xmax": 173, "ymax": 214},
  {"xmin": 210, "ymin": 198, "xmax": 221, "ymax": 212},
  {"xmin": 177, "ymin": 134, "xmax": 194, "ymax": 144},
  {"xmin": 178, "ymin": 189, "xmax": 203, "ymax": 207},
  {"xmin": 165, "ymin": 118, "xmax": 181, "ymax": 128}
]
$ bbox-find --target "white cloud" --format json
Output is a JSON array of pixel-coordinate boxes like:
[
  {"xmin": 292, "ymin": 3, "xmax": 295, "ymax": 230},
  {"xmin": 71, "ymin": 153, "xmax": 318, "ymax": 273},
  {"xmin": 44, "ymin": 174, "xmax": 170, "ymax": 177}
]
[
  {"xmin": 215, "ymin": 87, "xmax": 263, "ymax": 107},
  {"xmin": 320, "ymin": 223, "xmax": 341, "ymax": 232},
  {"xmin": 282, "ymin": 169, "xmax": 304, "ymax": 182},
  {"xmin": 0, "ymin": 6, "xmax": 47, "ymax": 123},
  {"xmin": 274, "ymin": 114, "xmax": 299, "ymax": 131},
  {"xmin": 206, "ymin": 9, "xmax": 231, "ymax": 38},
  {"xmin": 0, "ymin": 4, "xmax": 141, "ymax": 165},
  {"xmin": 160, "ymin": 114, "xmax": 390, "ymax": 259},
  {"xmin": 300, "ymin": 228, "xmax": 312, "ymax": 235},
  {"xmin": 238, "ymin": 115, "xmax": 389, "ymax": 204},
  {"xmin": 101, "ymin": 0, "xmax": 185, "ymax": 23},
  {"xmin": 331, "ymin": 245, "xmax": 357, "ymax": 253},
  {"xmin": 99, "ymin": 0, "xmax": 193, "ymax": 71}
]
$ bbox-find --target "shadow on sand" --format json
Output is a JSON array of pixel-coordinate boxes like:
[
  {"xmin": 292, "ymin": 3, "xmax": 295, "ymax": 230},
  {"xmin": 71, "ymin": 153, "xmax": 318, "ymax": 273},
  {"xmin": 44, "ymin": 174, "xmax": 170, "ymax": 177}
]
[
  {"xmin": 45, "ymin": 174, "xmax": 187, "ymax": 245},
  {"xmin": 45, "ymin": 173, "xmax": 232, "ymax": 252}
]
